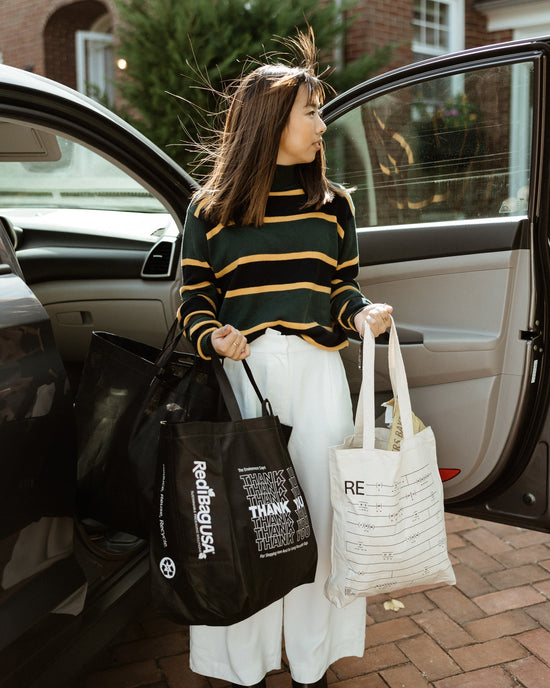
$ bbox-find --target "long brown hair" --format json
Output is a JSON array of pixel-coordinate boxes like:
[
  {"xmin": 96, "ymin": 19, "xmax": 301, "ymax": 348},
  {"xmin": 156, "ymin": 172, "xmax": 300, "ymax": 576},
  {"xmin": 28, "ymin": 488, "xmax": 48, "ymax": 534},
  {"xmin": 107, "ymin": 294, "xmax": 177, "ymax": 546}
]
[{"xmin": 194, "ymin": 29, "xmax": 341, "ymax": 227}]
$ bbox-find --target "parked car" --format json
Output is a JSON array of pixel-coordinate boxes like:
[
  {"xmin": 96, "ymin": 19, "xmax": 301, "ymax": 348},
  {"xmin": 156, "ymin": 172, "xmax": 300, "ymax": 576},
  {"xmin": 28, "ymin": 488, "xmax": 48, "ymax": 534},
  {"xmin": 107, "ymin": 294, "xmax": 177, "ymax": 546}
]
[{"xmin": 1, "ymin": 34, "xmax": 550, "ymax": 687}]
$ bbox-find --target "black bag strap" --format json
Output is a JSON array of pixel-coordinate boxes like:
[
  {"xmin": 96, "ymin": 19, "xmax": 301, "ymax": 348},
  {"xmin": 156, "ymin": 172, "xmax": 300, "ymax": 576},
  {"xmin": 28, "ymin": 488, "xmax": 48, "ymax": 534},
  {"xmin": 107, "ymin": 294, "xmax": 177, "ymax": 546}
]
[
  {"xmin": 242, "ymin": 360, "xmax": 263, "ymax": 403},
  {"xmin": 136, "ymin": 317, "xmax": 270, "ymax": 424},
  {"xmin": 211, "ymin": 356, "xmax": 271, "ymax": 422},
  {"xmin": 155, "ymin": 320, "xmax": 264, "ymax": 412},
  {"xmin": 155, "ymin": 319, "xmax": 184, "ymax": 371}
]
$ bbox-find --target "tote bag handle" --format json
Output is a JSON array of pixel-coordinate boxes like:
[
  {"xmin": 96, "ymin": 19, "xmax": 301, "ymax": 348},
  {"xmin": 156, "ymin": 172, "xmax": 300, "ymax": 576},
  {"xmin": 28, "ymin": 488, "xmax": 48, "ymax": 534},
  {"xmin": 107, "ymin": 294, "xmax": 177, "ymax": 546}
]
[
  {"xmin": 211, "ymin": 356, "xmax": 271, "ymax": 422},
  {"xmin": 154, "ymin": 322, "xmax": 268, "ymax": 421},
  {"xmin": 355, "ymin": 317, "xmax": 414, "ymax": 450}
]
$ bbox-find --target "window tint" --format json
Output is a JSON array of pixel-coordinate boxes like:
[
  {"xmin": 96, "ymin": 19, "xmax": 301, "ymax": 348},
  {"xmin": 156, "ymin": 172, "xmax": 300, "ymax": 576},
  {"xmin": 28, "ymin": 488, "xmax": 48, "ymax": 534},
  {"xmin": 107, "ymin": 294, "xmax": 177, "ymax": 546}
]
[{"xmin": 324, "ymin": 62, "xmax": 533, "ymax": 228}]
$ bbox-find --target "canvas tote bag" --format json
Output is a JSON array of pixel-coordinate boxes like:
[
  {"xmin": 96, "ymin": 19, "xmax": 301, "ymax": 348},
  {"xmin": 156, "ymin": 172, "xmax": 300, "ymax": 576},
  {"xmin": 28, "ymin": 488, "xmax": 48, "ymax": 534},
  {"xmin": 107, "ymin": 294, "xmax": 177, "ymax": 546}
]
[{"xmin": 325, "ymin": 318, "xmax": 455, "ymax": 607}]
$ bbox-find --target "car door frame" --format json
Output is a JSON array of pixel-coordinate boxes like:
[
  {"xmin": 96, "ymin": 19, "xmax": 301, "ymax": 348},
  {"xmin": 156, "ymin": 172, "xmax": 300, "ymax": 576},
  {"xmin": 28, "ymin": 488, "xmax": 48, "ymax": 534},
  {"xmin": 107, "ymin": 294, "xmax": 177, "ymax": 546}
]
[{"xmin": 322, "ymin": 37, "xmax": 550, "ymax": 531}]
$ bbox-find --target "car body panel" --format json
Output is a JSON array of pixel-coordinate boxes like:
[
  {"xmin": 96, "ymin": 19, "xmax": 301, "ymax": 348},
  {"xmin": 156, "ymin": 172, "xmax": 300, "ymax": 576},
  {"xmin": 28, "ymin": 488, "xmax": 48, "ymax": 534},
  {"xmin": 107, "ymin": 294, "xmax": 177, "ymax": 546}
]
[
  {"xmin": 0, "ymin": 228, "xmax": 75, "ymax": 539},
  {"xmin": 0, "ymin": 65, "xmax": 195, "ymax": 687}
]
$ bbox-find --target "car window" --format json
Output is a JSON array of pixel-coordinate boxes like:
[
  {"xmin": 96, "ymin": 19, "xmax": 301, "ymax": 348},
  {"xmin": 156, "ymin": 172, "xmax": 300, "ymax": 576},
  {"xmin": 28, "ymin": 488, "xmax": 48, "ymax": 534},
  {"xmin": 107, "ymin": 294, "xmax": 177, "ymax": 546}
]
[
  {"xmin": 0, "ymin": 128, "xmax": 173, "ymax": 239},
  {"xmin": 324, "ymin": 61, "xmax": 534, "ymax": 228}
]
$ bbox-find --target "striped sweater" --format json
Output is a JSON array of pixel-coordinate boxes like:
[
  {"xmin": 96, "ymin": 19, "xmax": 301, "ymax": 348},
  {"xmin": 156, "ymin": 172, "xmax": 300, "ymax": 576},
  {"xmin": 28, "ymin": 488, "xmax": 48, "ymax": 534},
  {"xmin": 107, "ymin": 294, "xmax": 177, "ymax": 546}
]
[{"xmin": 178, "ymin": 164, "xmax": 370, "ymax": 359}]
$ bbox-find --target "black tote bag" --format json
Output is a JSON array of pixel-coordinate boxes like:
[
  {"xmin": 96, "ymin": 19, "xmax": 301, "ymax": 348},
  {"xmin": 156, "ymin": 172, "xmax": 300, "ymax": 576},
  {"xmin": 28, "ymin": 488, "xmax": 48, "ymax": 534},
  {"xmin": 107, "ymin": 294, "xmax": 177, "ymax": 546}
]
[
  {"xmin": 75, "ymin": 323, "xmax": 226, "ymax": 538},
  {"xmin": 150, "ymin": 357, "xmax": 318, "ymax": 626}
]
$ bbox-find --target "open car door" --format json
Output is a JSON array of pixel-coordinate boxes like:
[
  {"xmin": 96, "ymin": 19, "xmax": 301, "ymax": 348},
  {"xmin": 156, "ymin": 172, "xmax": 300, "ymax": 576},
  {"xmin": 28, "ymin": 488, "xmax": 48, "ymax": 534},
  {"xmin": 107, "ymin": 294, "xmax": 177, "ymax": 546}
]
[
  {"xmin": 0, "ymin": 219, "xmax": 75, "ymax": 539},
  {"xmin": 0, "ymin": 64, "xmax": 196, "ymax": 687},
  {"xmin": 323, "ymin": 38, "xmax": 550, "ymax": 531}
]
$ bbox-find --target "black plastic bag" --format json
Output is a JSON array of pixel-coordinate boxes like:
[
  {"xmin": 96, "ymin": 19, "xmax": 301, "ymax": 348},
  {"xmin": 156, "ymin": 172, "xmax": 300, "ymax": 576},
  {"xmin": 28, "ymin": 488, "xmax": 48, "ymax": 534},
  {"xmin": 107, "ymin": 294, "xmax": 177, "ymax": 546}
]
[
  {"xmin": 150, "ymin": 357, "xmax": 318, "ymax": 626},
  {"xmin": 75, "ymin": 324, "xmax": 225, "ymax": 538}
]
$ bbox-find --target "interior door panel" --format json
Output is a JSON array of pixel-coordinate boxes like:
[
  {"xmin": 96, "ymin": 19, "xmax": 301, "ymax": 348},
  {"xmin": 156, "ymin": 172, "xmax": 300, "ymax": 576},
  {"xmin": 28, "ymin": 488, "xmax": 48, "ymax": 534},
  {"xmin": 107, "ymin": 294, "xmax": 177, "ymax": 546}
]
[
  {"xmin": 32, "ymin": 278, "xmax": 182, "ymax": 361},
  {"xmin": 340, "ymin": 248, "xmax": 530, "ymax": 500}
]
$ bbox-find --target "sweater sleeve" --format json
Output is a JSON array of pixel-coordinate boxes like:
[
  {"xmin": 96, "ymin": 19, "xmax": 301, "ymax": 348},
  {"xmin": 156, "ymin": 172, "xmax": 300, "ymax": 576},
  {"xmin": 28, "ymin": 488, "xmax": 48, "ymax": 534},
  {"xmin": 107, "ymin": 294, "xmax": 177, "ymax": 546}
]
[
  {"xmin": 177, "ymin": 203, "xmax": 223, "ymax": 359},
  {"xmin": 330, "ymin": 192, "xmax": 371, "ymax": 338}
]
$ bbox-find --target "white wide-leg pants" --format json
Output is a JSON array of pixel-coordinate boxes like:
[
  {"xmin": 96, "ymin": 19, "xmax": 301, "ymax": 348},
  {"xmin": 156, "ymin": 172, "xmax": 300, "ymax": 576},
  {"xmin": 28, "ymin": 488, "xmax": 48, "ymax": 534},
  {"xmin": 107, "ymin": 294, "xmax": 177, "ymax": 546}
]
[{"xmin": 189, "ymin": 330, "xmax": 366, "ymax": 685}]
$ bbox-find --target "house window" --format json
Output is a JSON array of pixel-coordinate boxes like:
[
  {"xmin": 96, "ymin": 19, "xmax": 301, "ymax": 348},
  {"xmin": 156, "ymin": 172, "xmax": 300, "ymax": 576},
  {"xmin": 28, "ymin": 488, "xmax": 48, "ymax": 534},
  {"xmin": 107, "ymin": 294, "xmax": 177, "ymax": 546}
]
[
  {"xmin": 413, "ymin": 0, "xmax": 464, "ymax": 61},
  {"xmin": 75, "ymin": 31, "xmax": 114, "ymax": 105}
]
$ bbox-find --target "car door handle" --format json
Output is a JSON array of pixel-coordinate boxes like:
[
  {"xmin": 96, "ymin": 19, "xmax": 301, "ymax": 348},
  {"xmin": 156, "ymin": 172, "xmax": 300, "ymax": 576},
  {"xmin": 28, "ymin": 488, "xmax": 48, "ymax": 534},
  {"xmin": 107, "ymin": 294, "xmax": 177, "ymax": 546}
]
[
  {"xmin": 378, "ymin": 326, "xmax": 424, "ymax": 345},
  {"xmin": 55, "ymin": 310, "xmax": 93, "ymax": 326}
]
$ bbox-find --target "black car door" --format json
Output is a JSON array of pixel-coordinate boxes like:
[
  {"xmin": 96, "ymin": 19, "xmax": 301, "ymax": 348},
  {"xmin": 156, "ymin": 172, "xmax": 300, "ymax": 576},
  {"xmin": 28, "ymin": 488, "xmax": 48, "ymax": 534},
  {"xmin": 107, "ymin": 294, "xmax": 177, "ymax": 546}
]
[
  {"xmin": 0, "ymin": 66, "xmax": 196, "ymax": 687},
  {"xmin": 323, "ymin": 38, "xmax": 550, "ymax": 531},
  {"xmin": 0, "ymin": 221, "xmax": 75, "ymax": 539}
]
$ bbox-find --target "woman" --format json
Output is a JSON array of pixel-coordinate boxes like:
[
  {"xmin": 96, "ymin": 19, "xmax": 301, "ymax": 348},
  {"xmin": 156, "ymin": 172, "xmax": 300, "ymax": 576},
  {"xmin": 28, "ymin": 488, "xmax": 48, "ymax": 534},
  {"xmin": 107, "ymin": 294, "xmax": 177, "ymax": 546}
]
[{"xmin": 178, "ymin": 30, "xmax": 392, "ymax": 688}]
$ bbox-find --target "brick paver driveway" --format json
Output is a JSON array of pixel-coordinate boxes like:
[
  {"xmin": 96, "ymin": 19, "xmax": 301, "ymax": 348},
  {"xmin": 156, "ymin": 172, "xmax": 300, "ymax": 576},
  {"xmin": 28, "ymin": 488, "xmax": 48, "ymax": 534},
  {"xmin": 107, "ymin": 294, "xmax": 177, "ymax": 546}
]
[{"xmin": 72, "ymin": 514, "xmax": 550, "ymax": 688}]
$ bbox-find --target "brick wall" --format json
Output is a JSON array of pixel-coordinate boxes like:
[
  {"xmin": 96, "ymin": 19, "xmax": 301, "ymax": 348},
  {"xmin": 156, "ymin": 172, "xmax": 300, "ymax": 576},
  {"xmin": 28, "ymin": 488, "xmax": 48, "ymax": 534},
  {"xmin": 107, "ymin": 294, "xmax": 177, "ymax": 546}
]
[
  {"xmin": 343, "ymin": 0, "xmax": 513, "ymax": 78},
  {"xmin": 1, "ymin": 0, "xmax": 50, "ymax": 74},
  {"xmin": 0, "ymin": 0, "xmax": 118, "ymax": 82},
  {"xmin": 346, "ymin": 0, "xmax": 415, "ymax": 73}
]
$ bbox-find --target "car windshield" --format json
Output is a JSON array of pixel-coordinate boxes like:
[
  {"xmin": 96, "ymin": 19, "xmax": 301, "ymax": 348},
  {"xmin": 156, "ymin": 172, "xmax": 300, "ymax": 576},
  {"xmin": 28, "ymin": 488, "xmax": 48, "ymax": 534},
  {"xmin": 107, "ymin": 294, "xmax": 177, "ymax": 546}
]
[{"xmin": 0, "ymin": 133, "xmax": 166, "ymax": 214}]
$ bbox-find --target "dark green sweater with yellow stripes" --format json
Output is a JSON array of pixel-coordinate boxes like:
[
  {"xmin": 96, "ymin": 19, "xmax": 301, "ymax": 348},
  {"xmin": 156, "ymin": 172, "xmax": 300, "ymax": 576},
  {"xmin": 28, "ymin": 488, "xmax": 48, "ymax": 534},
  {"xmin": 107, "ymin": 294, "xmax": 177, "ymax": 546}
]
[{"xmin": 178, "ymin": 165, "xmax": 370, "ymax": 359}]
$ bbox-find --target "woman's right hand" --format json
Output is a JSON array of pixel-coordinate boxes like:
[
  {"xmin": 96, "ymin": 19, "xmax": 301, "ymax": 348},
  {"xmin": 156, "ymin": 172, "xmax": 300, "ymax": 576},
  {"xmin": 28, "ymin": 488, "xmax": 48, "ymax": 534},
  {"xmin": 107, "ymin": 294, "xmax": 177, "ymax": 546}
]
[{"xmin": 211, "ymin": 324, "xmax": 250, "ymax": 360}]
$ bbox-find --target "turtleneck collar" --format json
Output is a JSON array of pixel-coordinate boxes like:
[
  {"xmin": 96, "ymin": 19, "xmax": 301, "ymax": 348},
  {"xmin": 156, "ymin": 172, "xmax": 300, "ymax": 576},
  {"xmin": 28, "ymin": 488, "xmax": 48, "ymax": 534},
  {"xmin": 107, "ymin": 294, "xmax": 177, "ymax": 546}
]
[{"xmin": 272, "ymin": 164, "xmax": 302, "ymax": 192}]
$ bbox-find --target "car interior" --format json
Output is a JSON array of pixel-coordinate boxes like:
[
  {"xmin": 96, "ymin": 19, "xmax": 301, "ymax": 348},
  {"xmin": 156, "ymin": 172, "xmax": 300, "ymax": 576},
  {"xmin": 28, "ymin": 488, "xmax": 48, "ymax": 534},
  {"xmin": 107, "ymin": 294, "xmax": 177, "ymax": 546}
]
[{"xmin": 0, "ymin": 119, "xmax": 184, "ymax": 376}]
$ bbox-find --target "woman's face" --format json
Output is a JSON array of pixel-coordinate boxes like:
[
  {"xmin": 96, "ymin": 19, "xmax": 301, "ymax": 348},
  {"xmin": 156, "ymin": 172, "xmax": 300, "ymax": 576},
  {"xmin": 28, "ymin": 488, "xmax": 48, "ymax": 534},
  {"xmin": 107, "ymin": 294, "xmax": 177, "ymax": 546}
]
[{"xmin": 277, "ymin": 85, "xmax": 326, "ymax": 166}]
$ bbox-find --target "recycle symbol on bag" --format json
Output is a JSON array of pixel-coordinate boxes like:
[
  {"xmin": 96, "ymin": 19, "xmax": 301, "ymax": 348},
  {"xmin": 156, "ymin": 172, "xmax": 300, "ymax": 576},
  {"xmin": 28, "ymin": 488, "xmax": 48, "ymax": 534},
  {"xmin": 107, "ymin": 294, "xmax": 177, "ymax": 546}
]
[{"xmin": 159, "ymin": 557, "xmax": 176, "ymax": 579}]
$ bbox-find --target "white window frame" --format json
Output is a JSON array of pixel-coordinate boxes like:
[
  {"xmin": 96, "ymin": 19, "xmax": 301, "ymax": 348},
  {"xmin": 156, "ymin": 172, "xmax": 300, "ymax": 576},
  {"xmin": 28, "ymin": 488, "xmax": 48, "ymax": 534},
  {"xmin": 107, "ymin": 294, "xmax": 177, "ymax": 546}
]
[
  {"xmin": 412, "ymin": 0, "xmax": 465, "ymax": 59},
  {"xmin": 75, "ymin": 31, "xmax": 114, "ymax": 105}
]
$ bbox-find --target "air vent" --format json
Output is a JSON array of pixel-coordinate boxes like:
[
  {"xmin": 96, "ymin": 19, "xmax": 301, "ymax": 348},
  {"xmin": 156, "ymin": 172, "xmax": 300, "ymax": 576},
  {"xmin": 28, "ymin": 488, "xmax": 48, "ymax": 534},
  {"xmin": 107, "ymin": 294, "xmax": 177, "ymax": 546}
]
[{"xmin": 141, "ymin": 238, "xmax": 177, "ymax": 278}]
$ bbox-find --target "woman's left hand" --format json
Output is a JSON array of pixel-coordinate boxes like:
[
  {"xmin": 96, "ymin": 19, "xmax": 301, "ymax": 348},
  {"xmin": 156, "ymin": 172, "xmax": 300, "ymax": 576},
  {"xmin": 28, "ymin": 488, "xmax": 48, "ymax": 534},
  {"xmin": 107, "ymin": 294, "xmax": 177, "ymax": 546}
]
[
  {"xmin": 354, "ymin": 303, "xmax": 393, "ymax": 338},
  {"xmin": 211, "ymin": 324, "xmax": 251, "ymax": 360}
]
